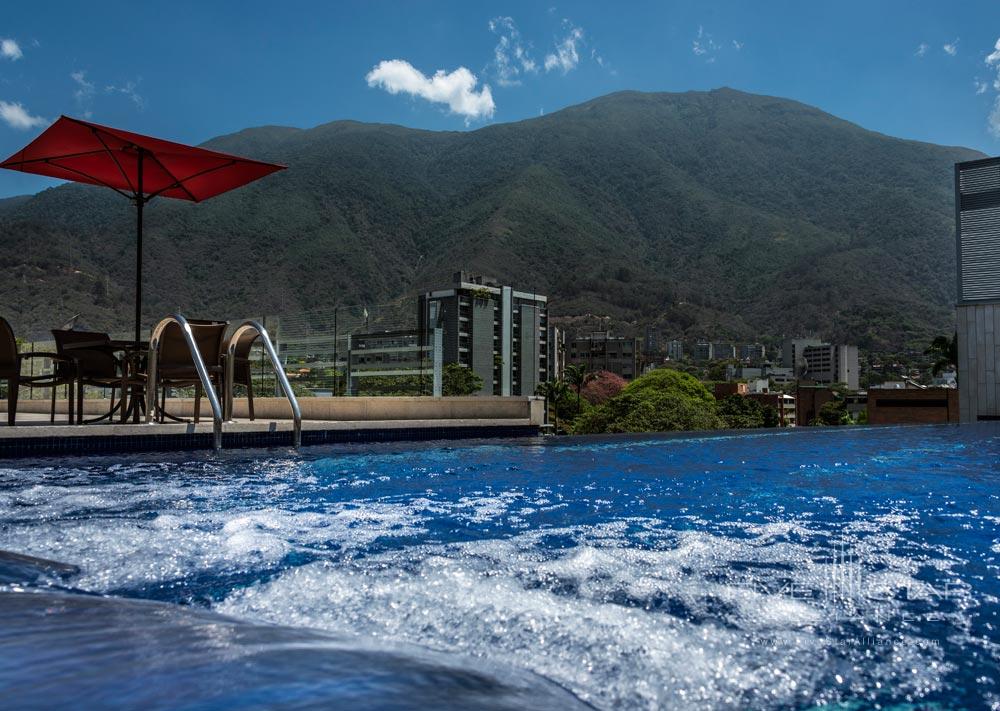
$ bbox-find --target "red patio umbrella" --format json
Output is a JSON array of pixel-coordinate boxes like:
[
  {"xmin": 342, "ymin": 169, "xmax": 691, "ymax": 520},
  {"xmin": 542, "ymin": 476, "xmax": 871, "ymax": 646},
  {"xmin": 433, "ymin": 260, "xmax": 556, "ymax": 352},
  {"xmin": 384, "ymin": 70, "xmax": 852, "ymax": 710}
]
[{"xmin": 0, "ymin": 115, "xmax": 285, "ymax": 342}]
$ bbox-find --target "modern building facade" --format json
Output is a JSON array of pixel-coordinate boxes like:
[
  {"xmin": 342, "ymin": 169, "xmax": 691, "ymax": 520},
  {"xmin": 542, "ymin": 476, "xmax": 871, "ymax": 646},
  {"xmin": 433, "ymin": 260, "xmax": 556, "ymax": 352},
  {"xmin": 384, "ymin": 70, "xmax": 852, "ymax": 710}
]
[
  {"xmin": 346, "ymin": 329, "xmax": 441, "ymax": 396},
  {"xmin": 801, "ymin": 344, "xmax": 859, "ymax": 390},
  {"xmin": 781, "ymin": 337, "xmax": 825, "ymax": 372},
  {"xmin": 955, "ymin": 157, "xmax": 1000, "ymax": 421},
  {"xmin": 739, "ymin": 343, "xmax": 767, "ymax": 363},
  {"xmin": 418, "ymin": 272, "xmax": 549, "ymax": 396},
  {"xmin": 666, "ymin": 339, "xmax": 684, "ymax": 361},
  {"xmin": 567, "ymin": 331, "xmax": 640, "ymax": 380}
]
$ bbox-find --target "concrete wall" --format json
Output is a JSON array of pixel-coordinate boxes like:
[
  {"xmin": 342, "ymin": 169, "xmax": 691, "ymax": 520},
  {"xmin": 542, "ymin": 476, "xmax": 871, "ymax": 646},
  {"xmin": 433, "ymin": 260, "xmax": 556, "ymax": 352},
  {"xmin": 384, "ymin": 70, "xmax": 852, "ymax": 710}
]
[
  {"xmin": 867, "ymin": 388, "xmax": 959, "ymax": 425},
  {"xmin": 957, "ymin": 302, "xmax": 1000, "ymax": 422},
  {"xmin": 3, "ymin": 396, "xmax": 545, "ymax": 425}
]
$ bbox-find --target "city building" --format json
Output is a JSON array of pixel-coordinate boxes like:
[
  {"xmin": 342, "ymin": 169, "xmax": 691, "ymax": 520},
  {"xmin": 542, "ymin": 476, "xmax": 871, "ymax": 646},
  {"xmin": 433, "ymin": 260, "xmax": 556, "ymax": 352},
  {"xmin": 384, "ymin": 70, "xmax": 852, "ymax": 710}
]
[
  {"xmin": 739, "ymin": 343, "xmax": 767, "ymax": 363},
  {"xmin": 346, "ymin": 329, "xmax": 440, "ymax": 396},
  {"xmin": 867, "ymin": 388, "xmax": 960, "ymax": 424},
  {"xmin": 955, "ymin": 157, "xmax": 1000, "ymax": 422},
  {"xmin": 567, "ymin": 331, "xmax": 641, "ymax": 380},
  {"xmin": 418, "ymin": 272, "xmax": 549, "ymax": 396},
  {"xmin": 666, "ymin": 339, "xmax": 684, "ymax": 361},
  {"xmin": 693, "ymin": 341, "xmax": 713, "ymax": 361},
  {"xmin": 801, "ymin": 344, "xmax": 859, "ymax": 390},
  {"xmin": 781, "ymin": 337, "xmax": 824, "ymax": 372},
  {"xmin": 643, "ymin": 325, "xmax": 660, "ymax": 355},
  {"xmin": 711, "ymin": 342, "xmax": 737, "ymax": 361},
  {"xmin": 746, "ymin": 392, "xmax": 797, "ymax": 426}
]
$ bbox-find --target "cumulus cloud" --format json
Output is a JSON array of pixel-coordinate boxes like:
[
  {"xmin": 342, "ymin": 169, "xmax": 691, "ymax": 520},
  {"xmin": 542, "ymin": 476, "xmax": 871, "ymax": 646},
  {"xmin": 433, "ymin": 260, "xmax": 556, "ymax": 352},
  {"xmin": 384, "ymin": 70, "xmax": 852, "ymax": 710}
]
[
  {"xmin": 544, "ymin": 21, "xmax": 583, "ymax": 73},
  {"xmin": 915, "ymin": 42, "xmax": 928, "ymax": 57},
  {"xmin": 365, "ymin": 59, "xmax": 495, "ymax": 121},
  {"xmin": 943, "ymin": 39, "xmax": 958, "ymax": 56},
  {"xmin": 1, "ymin": 38, "xmax": 21, "ymax": 60},
  {"xmin": 489, "ymin": 16, "xmax": 537, "ymax": 86},
  {"xmin": 0, "ymin": 100, "xmax": 47, "ymax": 129},
  {"xmin": 976, "ymin": 79, "xmax": 989, "ymax": 95}
]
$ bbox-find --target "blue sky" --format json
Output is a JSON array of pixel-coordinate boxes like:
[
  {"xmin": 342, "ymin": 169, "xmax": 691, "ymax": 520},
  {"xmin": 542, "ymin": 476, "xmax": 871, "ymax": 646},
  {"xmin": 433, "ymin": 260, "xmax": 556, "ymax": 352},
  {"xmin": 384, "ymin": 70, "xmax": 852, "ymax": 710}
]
[{"xmin": 1, "ymin": 1, "xmax": 999, "ymax": 197}]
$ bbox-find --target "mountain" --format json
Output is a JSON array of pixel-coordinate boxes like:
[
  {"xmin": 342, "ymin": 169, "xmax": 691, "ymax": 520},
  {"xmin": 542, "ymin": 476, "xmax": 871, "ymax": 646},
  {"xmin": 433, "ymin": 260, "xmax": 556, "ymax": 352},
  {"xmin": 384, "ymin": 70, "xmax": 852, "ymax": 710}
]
[{"xmin": 0, "ymin": 88, "xmax": 981, "ymax": 349}]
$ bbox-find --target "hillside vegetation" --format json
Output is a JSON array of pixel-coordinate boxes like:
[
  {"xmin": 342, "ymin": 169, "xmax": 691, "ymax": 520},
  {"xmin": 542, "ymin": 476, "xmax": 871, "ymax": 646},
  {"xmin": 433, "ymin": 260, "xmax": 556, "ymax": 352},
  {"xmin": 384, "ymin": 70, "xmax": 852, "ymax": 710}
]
[{"xmin": 0, "ymin": 88, "xmax": 979, "ymax": 347}]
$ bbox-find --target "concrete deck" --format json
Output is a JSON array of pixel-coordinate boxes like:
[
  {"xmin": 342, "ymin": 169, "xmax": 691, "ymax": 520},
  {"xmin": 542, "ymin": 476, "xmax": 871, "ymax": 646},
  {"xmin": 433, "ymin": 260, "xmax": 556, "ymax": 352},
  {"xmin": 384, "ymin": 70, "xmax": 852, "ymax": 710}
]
[{"xmin": 0, "ymin": 396, "xmax": 545, "ymax": 457}]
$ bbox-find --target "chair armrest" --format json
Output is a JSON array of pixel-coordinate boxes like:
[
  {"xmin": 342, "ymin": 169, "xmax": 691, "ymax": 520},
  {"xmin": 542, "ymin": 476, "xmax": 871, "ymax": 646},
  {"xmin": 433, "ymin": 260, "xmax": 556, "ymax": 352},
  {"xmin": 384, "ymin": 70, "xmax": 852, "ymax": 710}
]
[{"xmin": 19, "ymin": 351, "xmax": 74, "ymax": 362}]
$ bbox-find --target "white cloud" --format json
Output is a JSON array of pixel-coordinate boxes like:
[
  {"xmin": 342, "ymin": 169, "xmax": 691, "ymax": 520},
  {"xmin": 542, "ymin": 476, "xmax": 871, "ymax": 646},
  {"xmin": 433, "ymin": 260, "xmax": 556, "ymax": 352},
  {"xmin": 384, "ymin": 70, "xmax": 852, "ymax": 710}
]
[
  {"xmin": 544, "ymin": 21, "xmax": 583, "ymax": 73},
  {"xmin": 1, "ymin": 38, "xmax": 21, "ymax": 60},
  {"xmin": 105, "ymin": 79, "xmax": 145, "ymax": 110},
  {"xmin": 989, "ymin": 96, "xmax": 1000, "ymax": 137},
  {"xmin": 71, "ymin": 70, "xmax": 95, "ymax": 118},
  {"xmin": 489, "ymin": 16, "xmax": 537, "ymax": 86},
  {"xmin": 987, "ymin": 38, "xmax": 1000, "ymax": 66},
  {"xmin": 692, "ymin": 26, "xmax": 721, "ymax": 60},
  {"xmin": 0, "ymin": 100, "xmax": 47, "ymax": 130},
  {"xmin": 976, "ymin": 79, "xmax": 988, "ymax": 95},
  {"xmin": 365, "ymin": 59, "xmax": 495, "ymax": 121},
  {"xmin": 915, "ymin": 42, "xmax": 928, "ymax": 57},
  {"xmin": 943, "ymin": 39, "xmax": 959, "ymax": 56},
  {"xmin": 732, "ymin": 40, "xmax": 744, "ymax": 51}
]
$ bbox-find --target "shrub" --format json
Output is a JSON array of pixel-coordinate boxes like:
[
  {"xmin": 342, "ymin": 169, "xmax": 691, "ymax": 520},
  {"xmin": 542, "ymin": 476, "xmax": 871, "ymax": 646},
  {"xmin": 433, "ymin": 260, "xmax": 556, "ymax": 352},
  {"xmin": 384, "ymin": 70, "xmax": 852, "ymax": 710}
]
[{"xmin": 442, "ymin": 363, "xmax": 483, "ymax": 396}]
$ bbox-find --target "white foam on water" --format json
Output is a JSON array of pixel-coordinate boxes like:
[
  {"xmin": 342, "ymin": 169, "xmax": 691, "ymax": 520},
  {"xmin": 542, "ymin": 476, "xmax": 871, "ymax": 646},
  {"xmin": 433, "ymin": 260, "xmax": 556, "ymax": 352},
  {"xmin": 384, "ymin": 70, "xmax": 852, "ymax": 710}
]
[{"xmin": 217, "ymin": 521, "xmax": 959, "ymax": 710}]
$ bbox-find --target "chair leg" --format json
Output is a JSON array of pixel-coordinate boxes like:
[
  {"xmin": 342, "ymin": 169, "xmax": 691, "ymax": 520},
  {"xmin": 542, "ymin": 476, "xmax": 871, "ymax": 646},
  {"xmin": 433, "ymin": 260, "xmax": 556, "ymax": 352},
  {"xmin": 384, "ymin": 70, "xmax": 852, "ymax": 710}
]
[
  {"xmin": 194, "ymin": 383, "xmax": 202, "ymax": 424},
  {"xmin": 246, "ymin": 379, "xmax": 255, "ymax": 421},
  {"xmin": 50, "ymin": 384, "xmax": 56, "ymax": 423},
  {"xmin": 7, "ymin": 377, "xmax": 16, "ymax": 426},
  {"xmin": 160, "ymin": 385, "xmax": 167, "ymax": 423},
  {"xmin": 67, "ymin": 381, "xmax": 75, "ymax": 425},
  {"xmin": 77, "ymin": 380, "xmax": 84, "ymax": 425}
]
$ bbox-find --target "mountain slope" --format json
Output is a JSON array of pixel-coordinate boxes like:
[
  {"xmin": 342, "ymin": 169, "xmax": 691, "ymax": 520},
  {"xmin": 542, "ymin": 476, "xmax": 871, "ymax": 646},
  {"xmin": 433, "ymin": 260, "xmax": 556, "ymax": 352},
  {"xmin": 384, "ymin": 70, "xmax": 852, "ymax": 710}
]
[{"xmin": 0, "ymin": 88, "xmax": 980, "ymax": 348}]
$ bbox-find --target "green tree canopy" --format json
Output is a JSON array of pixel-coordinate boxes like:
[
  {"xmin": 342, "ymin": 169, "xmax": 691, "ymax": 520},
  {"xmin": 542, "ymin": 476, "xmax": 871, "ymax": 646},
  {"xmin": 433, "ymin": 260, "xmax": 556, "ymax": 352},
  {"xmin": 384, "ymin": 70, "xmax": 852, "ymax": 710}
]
[{"xmin": 442, "ymin": 364, "xmax": 483, "ymax": 396}]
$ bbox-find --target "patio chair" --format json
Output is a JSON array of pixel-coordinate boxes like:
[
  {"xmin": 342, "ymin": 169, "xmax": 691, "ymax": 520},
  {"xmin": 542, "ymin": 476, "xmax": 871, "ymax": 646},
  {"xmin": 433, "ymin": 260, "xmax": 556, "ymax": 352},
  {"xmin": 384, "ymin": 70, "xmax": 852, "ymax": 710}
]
[
  {"xmin": 225, "ymin": 329, "xmax": 259, "ymax": 421},
  {"xmin": 152, "ymin": 319, "xmax": 229, "ymax": 423},
  {"xmin": 51, "ymin": 329, "xmax": 128, "ymax": 424},
  {"xmin": 1, "ymin": 317, "xmax": 76, "ymax": 425}
]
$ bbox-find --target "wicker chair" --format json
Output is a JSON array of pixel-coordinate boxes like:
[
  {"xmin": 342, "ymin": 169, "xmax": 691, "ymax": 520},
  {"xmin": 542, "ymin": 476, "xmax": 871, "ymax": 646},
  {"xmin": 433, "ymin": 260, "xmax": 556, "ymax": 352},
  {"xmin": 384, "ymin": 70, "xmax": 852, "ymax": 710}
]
[
  {"xmin": 1, "ymin": 317, "xmax": 76, "ymax": 425},
  {"xmin": 225, "ymin": 329, "xmax": 259, "ymax": 421},
  {"xmin": 152, "ymin": 319, "xmax": 229, "ymax": 423},
  {"xmin": 51, "ymin": 329, "xmax": 127, "ymax": 424}
]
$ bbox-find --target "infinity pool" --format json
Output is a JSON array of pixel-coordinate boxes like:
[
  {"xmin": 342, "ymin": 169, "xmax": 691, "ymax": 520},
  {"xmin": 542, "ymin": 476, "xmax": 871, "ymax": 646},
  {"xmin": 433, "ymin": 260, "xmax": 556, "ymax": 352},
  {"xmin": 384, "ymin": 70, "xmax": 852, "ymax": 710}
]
[{"xmin": 1, "ymin": 424, "xmax": 999, "ymax": 709}]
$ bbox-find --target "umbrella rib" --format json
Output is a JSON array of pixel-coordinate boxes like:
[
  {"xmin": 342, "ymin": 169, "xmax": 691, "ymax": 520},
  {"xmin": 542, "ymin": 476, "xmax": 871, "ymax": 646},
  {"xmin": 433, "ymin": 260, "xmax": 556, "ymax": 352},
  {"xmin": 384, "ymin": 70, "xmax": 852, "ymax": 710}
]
[
  {"xmin": 42, "ymin": 159, "xmax": 132, "ymax": 199},
  {"xmin": 1, "ymin": 148, "xmax": 110, "ymax": 168},
  {"xmin": 146, "ymin": 159, "xmax": 238, "ymax": 201},
  {"xmin": 90, "ymin": 128, "xmax": 136, "ymax": 195},
  {"xmin": 144, "ymin": 151, "xmax": 197, "ymax": 202}
]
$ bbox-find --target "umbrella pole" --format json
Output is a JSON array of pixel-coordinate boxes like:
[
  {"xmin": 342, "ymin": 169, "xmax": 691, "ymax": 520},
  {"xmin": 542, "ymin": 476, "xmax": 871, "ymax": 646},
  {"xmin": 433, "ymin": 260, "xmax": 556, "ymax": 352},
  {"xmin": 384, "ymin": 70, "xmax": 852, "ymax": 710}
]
[{"xmin": 134, "ymin": 150, "xmax": 144, "ymax": 346}]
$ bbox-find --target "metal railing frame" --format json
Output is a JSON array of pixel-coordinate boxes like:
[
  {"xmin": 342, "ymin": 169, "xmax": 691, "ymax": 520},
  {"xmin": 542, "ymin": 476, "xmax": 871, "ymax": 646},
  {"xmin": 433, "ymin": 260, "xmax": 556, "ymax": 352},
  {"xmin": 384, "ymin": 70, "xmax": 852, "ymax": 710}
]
[
  {"xmin": 145, "ymin": 314, "xmax": 224, "ymax": 450},
  {"xmin": 225, "ymin": 320, "xmax": 301, "ymax": 448}
]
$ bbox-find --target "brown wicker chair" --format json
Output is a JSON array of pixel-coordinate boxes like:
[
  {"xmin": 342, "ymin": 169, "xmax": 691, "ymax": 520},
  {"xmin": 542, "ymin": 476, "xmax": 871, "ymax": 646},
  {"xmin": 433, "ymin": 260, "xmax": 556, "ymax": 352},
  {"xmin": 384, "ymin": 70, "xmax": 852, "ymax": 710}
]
[
  {"xmin": 1, "ymin": 317, "xmax": 76, "ymax": 425},
  {"xmin": 152, "ymin": 319, "xmax": 229, "ymax": 423},
  {"xmin": 51, "ymin": 329, "xmax": 127, "ymax": 424},
  {"xmin": 225, "ymin": 329, "xmax": 259, "ymax": 421}
]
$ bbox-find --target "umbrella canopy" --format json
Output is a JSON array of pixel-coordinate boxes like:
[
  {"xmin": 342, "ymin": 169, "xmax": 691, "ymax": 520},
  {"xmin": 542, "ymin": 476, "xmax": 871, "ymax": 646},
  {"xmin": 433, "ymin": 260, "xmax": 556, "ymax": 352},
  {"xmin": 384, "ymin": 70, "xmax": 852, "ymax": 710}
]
[{"xmin": 0, "ymin": 116, "xmax": 286, "ymax": 340}]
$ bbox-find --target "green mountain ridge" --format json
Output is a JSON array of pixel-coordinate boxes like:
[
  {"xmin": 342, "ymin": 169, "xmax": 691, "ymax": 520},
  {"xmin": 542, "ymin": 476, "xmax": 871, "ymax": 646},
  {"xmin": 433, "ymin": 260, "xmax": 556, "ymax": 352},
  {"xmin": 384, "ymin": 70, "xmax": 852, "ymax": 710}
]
[{"xmin": 0, "ymin": 88, "xmax": 981, "ymax": 349}]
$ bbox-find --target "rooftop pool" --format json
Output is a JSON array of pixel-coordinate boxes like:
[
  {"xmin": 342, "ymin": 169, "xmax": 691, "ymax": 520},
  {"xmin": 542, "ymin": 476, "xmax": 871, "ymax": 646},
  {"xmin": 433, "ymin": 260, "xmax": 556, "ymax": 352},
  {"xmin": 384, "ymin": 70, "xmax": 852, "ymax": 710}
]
[{"xmin": 1, "ymin": 424, "xmax": 999, "ymax": 709}]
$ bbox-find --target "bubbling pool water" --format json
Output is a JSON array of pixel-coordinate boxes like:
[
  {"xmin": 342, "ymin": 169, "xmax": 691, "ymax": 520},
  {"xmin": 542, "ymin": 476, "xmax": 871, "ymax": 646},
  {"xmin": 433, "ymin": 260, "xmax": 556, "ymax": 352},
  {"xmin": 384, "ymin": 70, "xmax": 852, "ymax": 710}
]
[{"xmin": 1, "ymin": 425, "xmax": 999, "ymax": 709}]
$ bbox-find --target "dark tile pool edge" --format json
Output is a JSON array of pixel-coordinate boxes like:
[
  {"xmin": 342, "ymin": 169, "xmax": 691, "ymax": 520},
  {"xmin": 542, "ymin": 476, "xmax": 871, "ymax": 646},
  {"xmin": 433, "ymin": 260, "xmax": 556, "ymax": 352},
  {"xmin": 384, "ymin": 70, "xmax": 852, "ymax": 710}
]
[{"xmin": 0, "ymin": 425, "xmax": 541, "ymax": 459}]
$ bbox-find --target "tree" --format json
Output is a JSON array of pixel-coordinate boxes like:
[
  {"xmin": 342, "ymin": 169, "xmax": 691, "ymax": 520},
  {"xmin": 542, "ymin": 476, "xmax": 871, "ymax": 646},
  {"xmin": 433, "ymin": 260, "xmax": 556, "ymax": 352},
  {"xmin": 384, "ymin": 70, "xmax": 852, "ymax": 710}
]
[
  {"xmin": 563, "ymin": 364, "xmax": 594, "ymax": 414},
  {"xmin": 816, "ymin": 398, "xmax": 850, "ymax": 426},
  {"xmin": 442, "ymin": 363, "xmax": 483, "ymax": 396},
  {"xmin": 573, "ymin": 368, "xmax": 724, "ymax": 434},
  {"xmin": 581, "ymin": 370, "xmax": 627, "ymax": 405},
  {"xmin": 536, "ymin": 379, "xmax": 571, "ymax": 431},
  {"xmin": 717, "ymin": 395, "xmax": 768, "ymax": 429},
  {"xmin": 925, "ymin": 333, "xmax": 958, "ymax": 376}
]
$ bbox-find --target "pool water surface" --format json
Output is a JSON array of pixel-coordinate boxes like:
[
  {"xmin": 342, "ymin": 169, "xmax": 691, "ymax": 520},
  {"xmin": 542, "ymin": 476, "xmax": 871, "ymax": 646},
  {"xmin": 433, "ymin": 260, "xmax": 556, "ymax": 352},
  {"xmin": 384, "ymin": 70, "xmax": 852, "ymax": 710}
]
[{"xmin": 1, "ymin": 424, "xmax": 999, "ymax": 709}]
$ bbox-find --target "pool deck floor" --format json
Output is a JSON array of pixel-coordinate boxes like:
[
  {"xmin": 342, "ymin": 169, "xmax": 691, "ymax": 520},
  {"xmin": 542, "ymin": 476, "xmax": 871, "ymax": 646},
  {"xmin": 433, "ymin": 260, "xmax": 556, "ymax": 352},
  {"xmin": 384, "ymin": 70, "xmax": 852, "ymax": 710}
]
[{"xmin": 0, "ymin": 413, "xmax": 540, "ymax": 457}]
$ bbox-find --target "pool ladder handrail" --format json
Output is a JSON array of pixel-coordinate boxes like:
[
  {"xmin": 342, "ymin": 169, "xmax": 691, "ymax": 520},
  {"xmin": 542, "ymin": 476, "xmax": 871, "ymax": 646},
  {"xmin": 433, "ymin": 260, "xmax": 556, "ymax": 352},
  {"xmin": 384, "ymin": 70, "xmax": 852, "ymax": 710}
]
[
  {"xmin": 224, "ymin": 320, "xmax": 301, "ymax": 448},
  {"xmin": 145, "ymin": 314, "xmax": 224, "ymax": 450}
]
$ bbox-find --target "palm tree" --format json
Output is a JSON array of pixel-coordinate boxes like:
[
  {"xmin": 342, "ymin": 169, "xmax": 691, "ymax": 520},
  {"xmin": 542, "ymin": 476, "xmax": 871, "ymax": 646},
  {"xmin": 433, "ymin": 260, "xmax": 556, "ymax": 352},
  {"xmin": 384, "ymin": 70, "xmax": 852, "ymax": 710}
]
[
  {"xmin": 925, "ymin": 333, "xmax": 958, "ymax": 376},
  {"xmin": 536, "ymin": 379, "xmax": 570, "ymax": 431},
  {"xmin": 563, "ymin": 364, "xmax": 594, "ymax": 414}
]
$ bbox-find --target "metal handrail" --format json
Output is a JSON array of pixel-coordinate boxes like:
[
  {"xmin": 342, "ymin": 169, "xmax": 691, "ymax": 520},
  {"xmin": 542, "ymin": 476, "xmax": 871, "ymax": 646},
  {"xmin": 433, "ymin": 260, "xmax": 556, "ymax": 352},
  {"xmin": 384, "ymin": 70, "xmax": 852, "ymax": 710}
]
[
  {"xmin": 146, "ymin": 314, "xmax": 224, "ymax": 450},
  {"xmin": 225, "ymin": 320, "xmax": 301, "ymax": 448}
]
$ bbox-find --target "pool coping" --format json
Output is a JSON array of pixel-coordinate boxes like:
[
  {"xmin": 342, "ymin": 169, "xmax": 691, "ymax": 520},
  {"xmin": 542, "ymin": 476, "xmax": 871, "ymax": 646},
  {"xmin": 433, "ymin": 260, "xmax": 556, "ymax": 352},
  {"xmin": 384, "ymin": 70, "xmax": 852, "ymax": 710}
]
[{"xmin": 0, "ymin": 418, "xmax": 540, "ymax": 458}]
